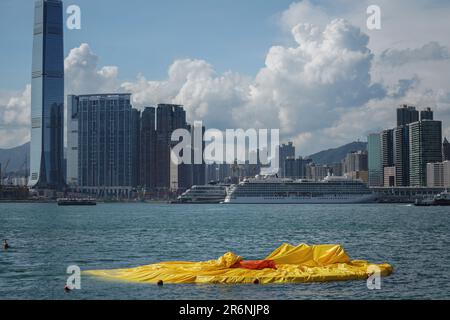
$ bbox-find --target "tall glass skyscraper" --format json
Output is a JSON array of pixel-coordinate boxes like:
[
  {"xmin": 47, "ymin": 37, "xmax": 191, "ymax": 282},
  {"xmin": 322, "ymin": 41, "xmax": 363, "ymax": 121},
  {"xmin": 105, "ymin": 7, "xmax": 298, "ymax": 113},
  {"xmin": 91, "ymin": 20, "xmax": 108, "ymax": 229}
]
[
  {"xmin": 409, "ymin": 120, "xmax": 442, "ymax": 187},
  {"xmin": 29, "ymin": 0, "xmax": 65, "ymax": 190},
  {"xmin": 368, "ymin": 133, "xmax": 383, "ymax": 187}
]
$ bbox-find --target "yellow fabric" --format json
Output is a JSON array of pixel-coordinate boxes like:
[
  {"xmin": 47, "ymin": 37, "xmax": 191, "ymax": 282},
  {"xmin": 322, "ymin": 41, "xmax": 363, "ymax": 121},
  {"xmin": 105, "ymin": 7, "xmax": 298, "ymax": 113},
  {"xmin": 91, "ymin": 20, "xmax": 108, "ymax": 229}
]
[{"xmin": 85, "ymin": 244, "xmax": 393, "ymax": 284}]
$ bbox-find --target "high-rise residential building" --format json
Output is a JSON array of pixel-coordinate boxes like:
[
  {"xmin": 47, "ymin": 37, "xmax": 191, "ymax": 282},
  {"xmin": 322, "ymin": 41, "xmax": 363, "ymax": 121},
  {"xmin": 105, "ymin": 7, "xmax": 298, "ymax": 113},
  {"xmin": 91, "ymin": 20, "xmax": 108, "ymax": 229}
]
[
  {"xmin": 218, "ymin": 163, "xmax": 232, "ymax": 182},
  {"xmin": 391, "ymin": 106, "xmax": 435, "ymax": 187},
  {"xmin": 171, "ymin": 122, "xmax": 206, "ymax": 192},
  {"xmin": 66, "ymin": 94, "xmax": 139, "ymax": 189},
  {"xmin": 420, "ymin": 108, "xmax": 434, "ymax": 121},
  {"xmin": 206, "ymin": 163, "xmax": 219, "ymax": 183},
  {"xmin": 29, "ymin": 0, "xmax": 65, "ymax": 190},
  {"xmin": 368, "ymin": 133, "xmax": 383, "ymax": 187},
  {"xmin": 427, "ymin": 161, "xmax": 450, "ymax": 188},
  {"xmin": 156, "ymin": 104, "xmax": 188, "ymax": 190},
  {"xmin": 330, "ymin": 163, "xmax": 343, "ymax": 177},
  {"xmin": 191, "ymin": 124, "xmax": 206, "ymax": 186},
  {"xmin": 284, "ymin": 157, "xmax": 312, "ymax": 179},
  {"xmin": 343, "ymin": 151, "xmax": 368, "ymax": 173},
  {"xmin": 170, "ymin": 159, "xmax": 192, "ymax": 192},
  {"xmin": 140, "ymin": 107, "xmax": 157, "ymax": 190},
  {"xmin": 381, "ymin": 129, "xmax": 394, "ymax": 168},
  {"xmin": 66, "ymin": 95, "xmax": 79, "ymax": 186},
  {"xmin": 342, "ymin": 151, "xmax": 368, "ymax": 184},
  {"xmin": 443, "ymin": 137, "xmax": 450, "ymax": 161},
  {"xmin": 284, "ymin": 157, "xmax": 299, "ymax": 179},
  {"xmin": 131, "ymin": 109, "xmax": 141, "ymax": 187},
  {"xmin": 393, "ymin": 126, "xmax": 410, "ymax": 186},
  {"xmin": 397, "ymin": 105, "xmax": 419, "ymax": 127},
  {"xmin": 409, "ymin": 120, "xmax": 443, "ymax": 186},
  {"xmin": 306, "ymin": 164, "xmax": 330, "ymax": 181},
  {"xmin": 278, "ymin": 142, "xmax": 295, "ymax": 177}
]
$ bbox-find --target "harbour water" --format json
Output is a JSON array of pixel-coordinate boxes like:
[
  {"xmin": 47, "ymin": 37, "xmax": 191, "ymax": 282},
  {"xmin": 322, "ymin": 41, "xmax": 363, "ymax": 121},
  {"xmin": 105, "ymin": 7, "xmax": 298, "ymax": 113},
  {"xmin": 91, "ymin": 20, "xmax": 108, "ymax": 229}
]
[{"xmin": 0, "ymin": 203, "xmax": 449, "ymax": 300}]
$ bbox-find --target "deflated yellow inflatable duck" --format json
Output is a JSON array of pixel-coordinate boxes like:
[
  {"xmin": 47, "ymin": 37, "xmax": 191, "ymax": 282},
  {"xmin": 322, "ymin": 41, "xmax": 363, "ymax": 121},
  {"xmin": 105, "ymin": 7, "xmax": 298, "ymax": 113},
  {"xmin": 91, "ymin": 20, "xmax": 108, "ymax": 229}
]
[{"xmin": 85, "ymin": 243, "xmax": 393, "ymax": 284}]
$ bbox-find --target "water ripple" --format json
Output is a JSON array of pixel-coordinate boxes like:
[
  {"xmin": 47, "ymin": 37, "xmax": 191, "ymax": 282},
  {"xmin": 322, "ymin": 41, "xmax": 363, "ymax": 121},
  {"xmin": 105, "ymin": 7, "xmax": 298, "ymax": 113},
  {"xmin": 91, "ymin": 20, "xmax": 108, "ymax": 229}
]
[{"xmin": 0, "ymin": 203, "xmax": 449, "ymax": 299}]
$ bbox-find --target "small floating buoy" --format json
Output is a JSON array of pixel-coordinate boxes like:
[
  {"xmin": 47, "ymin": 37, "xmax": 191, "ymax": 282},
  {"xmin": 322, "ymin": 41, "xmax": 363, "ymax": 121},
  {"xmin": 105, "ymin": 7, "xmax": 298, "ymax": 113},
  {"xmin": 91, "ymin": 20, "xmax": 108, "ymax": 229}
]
[
  {"xmin": 157, "ymin": 280, "xmax": 164, "ymax": 286},
  {"xmin": 253, "ymin": 279, "xmax": 260, "ymax": 285}
]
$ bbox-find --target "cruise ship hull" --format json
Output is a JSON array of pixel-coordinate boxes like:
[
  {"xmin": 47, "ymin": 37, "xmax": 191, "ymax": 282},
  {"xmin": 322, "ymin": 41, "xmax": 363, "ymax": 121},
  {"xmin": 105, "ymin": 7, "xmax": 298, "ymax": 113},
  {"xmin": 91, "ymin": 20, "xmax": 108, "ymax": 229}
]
[{"xmin": 224, "ymin": 194, "xmax": 377, "ymax": 204}]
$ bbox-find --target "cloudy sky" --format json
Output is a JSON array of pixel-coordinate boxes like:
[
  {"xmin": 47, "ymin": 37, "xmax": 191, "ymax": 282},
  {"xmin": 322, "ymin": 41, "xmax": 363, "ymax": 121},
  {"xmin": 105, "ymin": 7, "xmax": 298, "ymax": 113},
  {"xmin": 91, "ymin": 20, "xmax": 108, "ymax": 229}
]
[{"xmin": 1, "ymin": 0, "xmax": 450, "ymax": 156}]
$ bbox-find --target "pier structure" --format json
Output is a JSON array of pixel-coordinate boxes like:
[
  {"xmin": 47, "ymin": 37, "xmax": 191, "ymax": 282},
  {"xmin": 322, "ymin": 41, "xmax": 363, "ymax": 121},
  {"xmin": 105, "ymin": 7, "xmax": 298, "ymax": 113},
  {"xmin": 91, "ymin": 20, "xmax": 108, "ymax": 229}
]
[{"xmin": 372, "ymin": 187, "xmax": 446, "ymax": 203}]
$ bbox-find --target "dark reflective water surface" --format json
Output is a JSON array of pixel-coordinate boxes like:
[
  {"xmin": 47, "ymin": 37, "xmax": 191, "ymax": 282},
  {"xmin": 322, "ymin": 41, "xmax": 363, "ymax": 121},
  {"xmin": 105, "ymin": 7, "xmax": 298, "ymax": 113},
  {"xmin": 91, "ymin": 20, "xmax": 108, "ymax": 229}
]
[{"xmin": 0, "ymin": 203, "xmax": 449, "ymax": 299}]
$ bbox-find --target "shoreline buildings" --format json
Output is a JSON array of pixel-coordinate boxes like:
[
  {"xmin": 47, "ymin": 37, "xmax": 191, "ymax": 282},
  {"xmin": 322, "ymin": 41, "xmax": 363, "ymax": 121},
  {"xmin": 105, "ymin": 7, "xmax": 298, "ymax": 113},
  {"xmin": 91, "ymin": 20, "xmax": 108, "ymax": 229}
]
[
  {"xmin": 66, "ymin": 98, "xmax": 205, "ymax": 197},
  {"xmin": 409, "ymin": 119, "xmax": 442, "ymax": 186},
  {"xmin": 28, "ymin": 0, "xmax": 65, "ymax": 190},
  {"xmin": 368, "ymin": 105, "xmax": 446, "ymax": 188}
]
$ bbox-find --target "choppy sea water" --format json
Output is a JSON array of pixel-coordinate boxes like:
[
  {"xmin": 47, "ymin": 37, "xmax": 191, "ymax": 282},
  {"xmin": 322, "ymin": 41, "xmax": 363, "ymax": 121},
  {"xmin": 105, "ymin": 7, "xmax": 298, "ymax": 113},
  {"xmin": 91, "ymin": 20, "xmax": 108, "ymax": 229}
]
[{"xmin": 0, "ymin": 203, "xmax": 449, "ymax": 300}]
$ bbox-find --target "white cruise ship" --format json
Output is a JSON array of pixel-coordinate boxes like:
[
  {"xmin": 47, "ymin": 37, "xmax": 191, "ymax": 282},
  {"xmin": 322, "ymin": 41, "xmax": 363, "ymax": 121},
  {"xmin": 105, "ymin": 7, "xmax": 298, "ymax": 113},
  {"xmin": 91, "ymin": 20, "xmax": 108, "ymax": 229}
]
[
  {"xmin": 224, "ymin": 175, "xmax": 376, "ymax": 204},
  {"xmin": 176, "ymin": 185, "xmax": 228, "ymax": 204}
]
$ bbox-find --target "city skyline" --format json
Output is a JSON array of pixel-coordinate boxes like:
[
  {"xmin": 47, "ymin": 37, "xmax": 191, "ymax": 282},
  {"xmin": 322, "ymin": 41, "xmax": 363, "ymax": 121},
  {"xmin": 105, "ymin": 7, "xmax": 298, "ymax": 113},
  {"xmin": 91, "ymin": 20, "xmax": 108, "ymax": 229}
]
[{"xmin": 1, "ymin": 1, "xmax": 450, "ymax": 156}]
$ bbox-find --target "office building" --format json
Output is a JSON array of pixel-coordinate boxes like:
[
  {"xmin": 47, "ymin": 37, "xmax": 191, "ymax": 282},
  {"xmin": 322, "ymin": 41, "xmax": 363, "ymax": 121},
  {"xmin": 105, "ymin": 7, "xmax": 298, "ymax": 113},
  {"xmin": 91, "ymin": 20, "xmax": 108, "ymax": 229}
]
[
  {"xmin": 29, "ymin": 0, "xmax": 65, "ymax": 190},
  {"xmin": 409, "ymin": 120, "xmax": 443, "ymax": 186},
  {"xmin": 368, "ymin": 133, "xmax": 383, "ymax": 187}
]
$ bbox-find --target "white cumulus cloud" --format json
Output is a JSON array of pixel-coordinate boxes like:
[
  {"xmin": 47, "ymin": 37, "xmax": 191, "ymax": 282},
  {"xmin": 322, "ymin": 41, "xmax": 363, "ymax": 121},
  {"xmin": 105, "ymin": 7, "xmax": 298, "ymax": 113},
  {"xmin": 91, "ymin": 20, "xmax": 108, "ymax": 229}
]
[
  {"xmin": 64, "ymin": 43, "xmax": 119, "ymax": 94},
  {"xmin": 2, "ymin": 1, "xmax": 450, "ymax": 155},
  {"xmin": 121, "ymin": 59, "xmax": 251, "ymax": 129},
  {"xmin": 0, "ymin": 85, "xmax": 31, "ymax": 148}
]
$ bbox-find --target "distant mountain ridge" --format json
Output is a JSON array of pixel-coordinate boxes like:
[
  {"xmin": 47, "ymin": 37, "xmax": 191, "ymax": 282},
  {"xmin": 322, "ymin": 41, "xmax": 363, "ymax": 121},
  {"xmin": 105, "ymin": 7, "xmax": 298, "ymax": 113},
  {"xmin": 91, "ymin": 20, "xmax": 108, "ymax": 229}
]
[
  {"xmin": 0, "ymin": 141, "xmax": 368, "ymax": 175},
  {"xmin": 0, "ymin": 142, "xmax": 30, "ymax": 174},
  {"xmin": 307, "ymin": 141, "xmax": 367, "ymax": 165}
]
